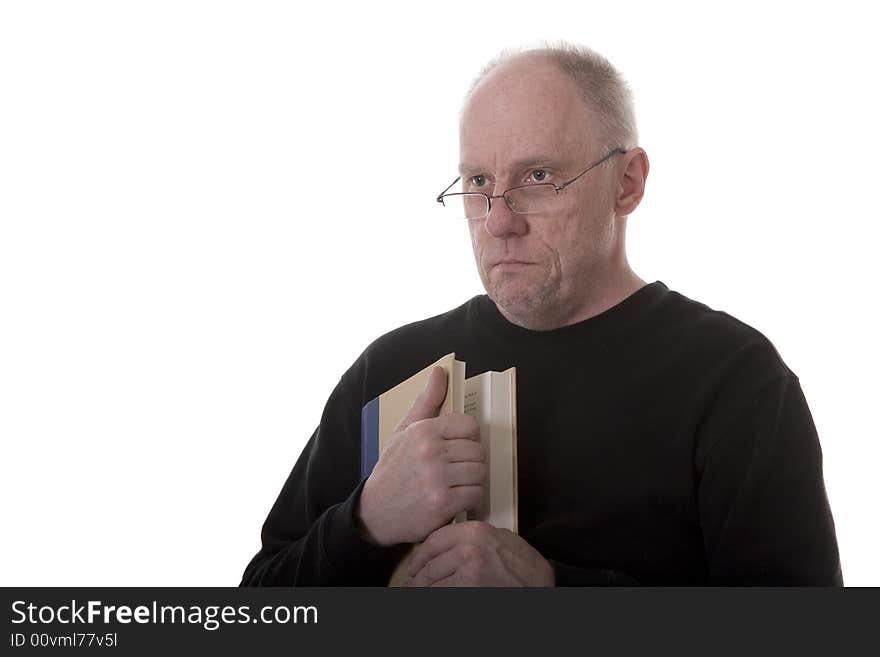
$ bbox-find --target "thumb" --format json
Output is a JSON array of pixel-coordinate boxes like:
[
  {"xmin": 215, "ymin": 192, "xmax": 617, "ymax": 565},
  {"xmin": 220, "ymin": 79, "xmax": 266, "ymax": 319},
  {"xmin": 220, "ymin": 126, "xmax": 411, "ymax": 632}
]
[{"xmin": 396, "ymin": 366, "xmax": 448, "ymax": 431}]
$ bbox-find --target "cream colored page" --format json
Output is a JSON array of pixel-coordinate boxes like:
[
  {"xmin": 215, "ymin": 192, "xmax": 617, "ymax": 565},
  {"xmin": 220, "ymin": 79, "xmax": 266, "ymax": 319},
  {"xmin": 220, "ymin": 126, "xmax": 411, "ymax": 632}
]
[
  {"xmin": 462, "ymin": 368, "xmax": 517, "ymax": 532},
  {"xmin": 508, "ymin": 367, "xmax": 518, "ymax": 534},
  {"xmin": 463, "ymin": 373, "xmax": 492, "ymax": 522},
  {"xmin": 489, "ymin": 369, "xmax": 516, "ymax": 533},
  {"xmin": 452, "ymin": 360, "xmax": 467, "ymax": 523},
  {"xmin": 453, "ymin": 360, "xmax": 465, "ymax": 413}
]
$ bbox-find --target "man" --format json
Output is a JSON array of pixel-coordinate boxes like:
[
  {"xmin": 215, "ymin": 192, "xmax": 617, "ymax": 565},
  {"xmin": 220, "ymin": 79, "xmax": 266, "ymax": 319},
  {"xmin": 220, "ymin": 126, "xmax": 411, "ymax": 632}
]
[{"xmin": 241, "ymin": 44, "xmax": 841, "ymax": 586}]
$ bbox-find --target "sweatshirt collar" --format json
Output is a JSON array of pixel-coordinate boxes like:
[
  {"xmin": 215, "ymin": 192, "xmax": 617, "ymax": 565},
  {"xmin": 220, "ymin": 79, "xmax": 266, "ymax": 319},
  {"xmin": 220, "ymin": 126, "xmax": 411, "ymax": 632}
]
[{"xmin": 476, "ymin": 281, "xmax": 669, "ymax": 344}]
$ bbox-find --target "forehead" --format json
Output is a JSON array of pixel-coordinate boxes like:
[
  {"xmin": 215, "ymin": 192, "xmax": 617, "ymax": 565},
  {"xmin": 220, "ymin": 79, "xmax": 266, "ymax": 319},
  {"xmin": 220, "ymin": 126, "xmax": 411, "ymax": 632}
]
[{"xmin": 459, "ymin": 58, "xmax": 597, "ymax": 170}]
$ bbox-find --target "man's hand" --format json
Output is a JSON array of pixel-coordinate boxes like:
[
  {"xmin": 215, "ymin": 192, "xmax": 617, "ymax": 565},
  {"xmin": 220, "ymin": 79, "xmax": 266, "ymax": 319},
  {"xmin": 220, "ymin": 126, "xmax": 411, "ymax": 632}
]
[
  {"xmin": 403, "ymin": 521, "xmax": 555, "ymax": 587},
  {"xmin": 356, "ymin": 367, "xmax": 486, "ymax": 546}
]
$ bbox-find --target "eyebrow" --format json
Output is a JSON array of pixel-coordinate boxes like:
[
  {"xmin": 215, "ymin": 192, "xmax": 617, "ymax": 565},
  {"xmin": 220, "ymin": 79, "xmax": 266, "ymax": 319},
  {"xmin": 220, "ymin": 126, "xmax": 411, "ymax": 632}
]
[{"xmin": 458, "ymin": 155, "xmax": 563, "ymax": 177}]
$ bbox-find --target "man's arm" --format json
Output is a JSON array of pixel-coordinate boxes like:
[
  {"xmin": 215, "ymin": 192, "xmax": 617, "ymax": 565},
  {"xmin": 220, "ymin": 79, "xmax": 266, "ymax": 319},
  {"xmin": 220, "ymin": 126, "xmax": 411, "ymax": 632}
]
[
  {"xmin": 546, "ymin": 560, "xmax": 640, "ymax": 586},
  {"xmin": 539, "ymin": 374, "xmax": 841, "ymax": 587},
  {"xmin": 697, "ymin": 374, "xmax": 842, "ymax": 585},
  {"xmin": 240, "ymin": 477, "xmax": 408, "ymax": 586},
  {"xmin": 239, "ymin": 378, "xmax": 406, "ymax": 586}
]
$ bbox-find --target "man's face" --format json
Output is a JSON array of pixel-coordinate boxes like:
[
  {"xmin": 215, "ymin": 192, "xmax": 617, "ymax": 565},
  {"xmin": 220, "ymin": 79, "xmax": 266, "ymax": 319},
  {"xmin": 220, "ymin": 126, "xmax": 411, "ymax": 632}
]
[{"xmin": 460, "ymin": 58, "xmax": 619, "ymax": 328}]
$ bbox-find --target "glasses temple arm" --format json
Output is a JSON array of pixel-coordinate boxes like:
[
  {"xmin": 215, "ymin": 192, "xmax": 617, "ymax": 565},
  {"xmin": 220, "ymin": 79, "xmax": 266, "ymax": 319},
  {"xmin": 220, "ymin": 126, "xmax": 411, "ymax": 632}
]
[
  {"xmin": 555, "ymin": 148, "xmax": 628, "ymax": 191},
  {"xmin": 436, "ymin": 176, "xmax": 462, "ymax": 203}
]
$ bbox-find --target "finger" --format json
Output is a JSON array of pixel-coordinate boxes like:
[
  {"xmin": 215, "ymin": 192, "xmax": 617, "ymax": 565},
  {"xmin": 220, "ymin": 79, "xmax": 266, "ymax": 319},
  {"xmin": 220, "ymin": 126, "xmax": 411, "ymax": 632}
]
[
  {"xmin": 443, "ymin": 439, "xmax": 485, "ymax": 463},
  {"xmin": 429, "ymin": 573, "xmax": 464, "ymax": 587},
  {"xmin": 408, "ymin": 548, "xmax": 461, "ymax": 586},
  {"xmin": 446, "ymin": 485, "xmax": 483, "ymax": 518},
  {"xmin": 407, "ymin": 522, "xmax": 467, "ymax": 576},
  {"xmin": 446, "ymin": 461, "xmax": 487, "ymax": 487},
  {"xmin": 396, "ymin": 367, "xmax": 448, "ymax": 431},
  {"xmin": 435, "ymin": 413, "xmax": 481, "ymax": 441}
]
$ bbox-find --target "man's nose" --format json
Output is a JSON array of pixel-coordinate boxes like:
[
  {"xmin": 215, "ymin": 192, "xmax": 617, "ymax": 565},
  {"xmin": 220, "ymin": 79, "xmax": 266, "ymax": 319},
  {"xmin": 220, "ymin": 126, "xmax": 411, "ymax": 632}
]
[{"xmin": 484, "ymin": 194, "xmax": 527, "ymax": 238}]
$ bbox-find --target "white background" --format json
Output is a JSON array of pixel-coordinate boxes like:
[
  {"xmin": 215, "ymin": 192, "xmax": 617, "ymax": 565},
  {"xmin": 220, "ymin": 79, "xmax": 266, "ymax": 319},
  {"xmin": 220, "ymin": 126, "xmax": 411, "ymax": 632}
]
[{"xmin": 1, "ymin": 0, "xmax": 877, "ymax": 585}]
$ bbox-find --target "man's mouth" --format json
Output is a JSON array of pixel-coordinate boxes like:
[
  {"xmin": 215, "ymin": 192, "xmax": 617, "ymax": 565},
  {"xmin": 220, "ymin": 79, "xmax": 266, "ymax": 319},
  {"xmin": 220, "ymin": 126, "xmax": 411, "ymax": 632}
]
[{"xmin": 492, "ymin": 260, "xmax": 533, "ymax": 270}]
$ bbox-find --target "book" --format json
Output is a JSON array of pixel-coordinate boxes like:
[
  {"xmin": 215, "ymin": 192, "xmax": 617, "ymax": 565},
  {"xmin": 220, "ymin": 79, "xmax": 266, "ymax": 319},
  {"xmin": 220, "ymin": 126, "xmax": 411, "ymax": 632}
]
[{"xmin": 360, "ymin": 353, "xmax": 518, "ymax": 585}]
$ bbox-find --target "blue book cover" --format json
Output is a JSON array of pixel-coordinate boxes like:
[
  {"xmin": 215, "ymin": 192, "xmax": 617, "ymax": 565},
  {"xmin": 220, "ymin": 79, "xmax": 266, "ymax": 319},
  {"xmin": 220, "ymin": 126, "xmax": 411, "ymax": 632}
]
[{"xmin": 360, "ymin": 397, "xmax": 380, "ymax": 480}]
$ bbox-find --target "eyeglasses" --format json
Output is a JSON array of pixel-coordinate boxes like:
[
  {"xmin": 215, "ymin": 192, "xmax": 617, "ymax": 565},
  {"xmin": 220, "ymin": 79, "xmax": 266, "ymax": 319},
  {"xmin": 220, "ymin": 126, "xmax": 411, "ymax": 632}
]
[{"xmin": 436, "ymin": 148, "xmax": 626, "ymax": 220}]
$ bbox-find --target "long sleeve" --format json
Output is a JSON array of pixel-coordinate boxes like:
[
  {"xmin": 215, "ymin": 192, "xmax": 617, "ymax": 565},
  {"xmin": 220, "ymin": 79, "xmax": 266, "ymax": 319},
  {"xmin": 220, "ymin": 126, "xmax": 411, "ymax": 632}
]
[
  {"xmin": 239, "ymin": 376, "xmax": 405, "ymax": 586},
  {"xmin": 549, "ymin": 560, "xmax": 640, "ymax": 586},
  {"xmin": 696, "ymin": 375, "xmax": 842, "ymax": 585}
]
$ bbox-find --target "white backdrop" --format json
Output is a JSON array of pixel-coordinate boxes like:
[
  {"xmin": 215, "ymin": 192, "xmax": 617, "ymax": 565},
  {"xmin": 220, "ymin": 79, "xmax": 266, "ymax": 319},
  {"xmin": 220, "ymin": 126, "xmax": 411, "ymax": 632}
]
[{"xmin": 1, "ymin": 0, "xmax": 877, "ymax": 585}]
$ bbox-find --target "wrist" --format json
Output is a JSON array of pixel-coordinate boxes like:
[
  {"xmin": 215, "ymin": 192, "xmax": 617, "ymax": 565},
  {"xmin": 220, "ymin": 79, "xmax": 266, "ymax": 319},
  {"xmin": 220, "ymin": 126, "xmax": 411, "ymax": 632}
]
[{"xmin": 354, "ymin": 481, "xmax": 390, "ymax": 547}]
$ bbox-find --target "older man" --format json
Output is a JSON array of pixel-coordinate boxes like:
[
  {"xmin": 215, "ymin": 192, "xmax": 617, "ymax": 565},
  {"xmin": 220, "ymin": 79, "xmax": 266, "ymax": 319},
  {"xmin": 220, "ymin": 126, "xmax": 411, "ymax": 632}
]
[{"xmin": 241, "ymin": 44, "xmax": 841, "ymax": 586}]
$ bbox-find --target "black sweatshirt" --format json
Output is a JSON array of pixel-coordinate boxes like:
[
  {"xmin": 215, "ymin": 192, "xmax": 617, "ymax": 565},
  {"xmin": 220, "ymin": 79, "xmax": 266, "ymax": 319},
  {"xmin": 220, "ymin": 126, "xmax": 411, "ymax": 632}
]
[{"xmin": 240, "ymin": 281, "xmax": 842, "ymax": 586}]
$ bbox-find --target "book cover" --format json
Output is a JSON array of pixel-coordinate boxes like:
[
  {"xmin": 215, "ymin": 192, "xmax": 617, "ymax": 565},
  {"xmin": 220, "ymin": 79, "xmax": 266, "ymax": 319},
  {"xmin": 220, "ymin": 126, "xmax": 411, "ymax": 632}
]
[{"xmin": 360, "ymin": 353, "xmax": 458, "ymax": 481}]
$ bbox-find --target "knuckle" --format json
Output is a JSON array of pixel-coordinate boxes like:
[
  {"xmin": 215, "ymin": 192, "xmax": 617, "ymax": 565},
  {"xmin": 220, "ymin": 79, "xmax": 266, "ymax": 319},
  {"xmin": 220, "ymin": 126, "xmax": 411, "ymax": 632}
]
[
  {"xmin": 400, "ymin": 419, "xmax": 418, "ymax": 439},
  {"xmin": 417, "ymin": 440, "xmax": 440, "ymax": 460},
  {"xmin": 408, "ymin": 419, "xmax": 429, "ymax": 440}
]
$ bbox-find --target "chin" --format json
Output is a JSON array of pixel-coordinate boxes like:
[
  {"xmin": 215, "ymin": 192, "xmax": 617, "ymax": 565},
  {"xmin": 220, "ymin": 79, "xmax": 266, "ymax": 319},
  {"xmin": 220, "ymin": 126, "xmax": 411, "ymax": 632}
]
[{"xmin": 489, "ymin": 279, "xmax": 557, "ymax": 319}]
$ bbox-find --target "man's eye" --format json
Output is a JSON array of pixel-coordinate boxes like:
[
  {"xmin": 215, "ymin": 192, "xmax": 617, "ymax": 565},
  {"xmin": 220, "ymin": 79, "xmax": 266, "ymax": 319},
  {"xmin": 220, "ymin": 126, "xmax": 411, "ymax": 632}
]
[
  {"xmin": 529, "ymin": 169, "xmax": 548, "ymax": 182},
  {"xmin": 470, "ymin": 175, "xmax": 487, "ymax": 187}
]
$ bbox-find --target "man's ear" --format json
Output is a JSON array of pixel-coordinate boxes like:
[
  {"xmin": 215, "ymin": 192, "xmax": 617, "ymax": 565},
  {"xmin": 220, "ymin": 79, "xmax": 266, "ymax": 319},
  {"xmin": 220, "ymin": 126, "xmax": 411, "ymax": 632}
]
[{"xmin": 614, "ymin": 148, "xmax": 649, "ymax": 217}]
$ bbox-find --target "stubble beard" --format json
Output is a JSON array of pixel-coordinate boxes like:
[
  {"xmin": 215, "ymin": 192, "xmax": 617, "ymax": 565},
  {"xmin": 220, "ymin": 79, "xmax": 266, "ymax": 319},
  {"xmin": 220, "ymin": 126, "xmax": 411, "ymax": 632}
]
[{"xmin": 485, "ymin": 268, "xmax": 562, "ymax": 329}]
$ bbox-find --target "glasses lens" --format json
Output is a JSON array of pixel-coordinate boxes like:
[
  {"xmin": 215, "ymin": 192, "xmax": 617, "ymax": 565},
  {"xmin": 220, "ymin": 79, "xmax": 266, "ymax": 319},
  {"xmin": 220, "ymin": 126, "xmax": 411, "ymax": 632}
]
[
  {"xmin": 442, "ymin": 193, "xmax": 489, "ymax": 219},
  {"xmin": 505, "ymin": 184, "xmax": 558, "ymax": 214}
]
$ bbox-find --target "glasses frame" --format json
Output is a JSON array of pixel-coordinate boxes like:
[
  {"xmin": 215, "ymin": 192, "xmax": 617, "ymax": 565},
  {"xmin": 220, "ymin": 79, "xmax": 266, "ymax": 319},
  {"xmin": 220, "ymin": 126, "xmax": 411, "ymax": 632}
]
[{"xmin": 436, "ymin": 148, "xmax": 627, "ymax": 219}]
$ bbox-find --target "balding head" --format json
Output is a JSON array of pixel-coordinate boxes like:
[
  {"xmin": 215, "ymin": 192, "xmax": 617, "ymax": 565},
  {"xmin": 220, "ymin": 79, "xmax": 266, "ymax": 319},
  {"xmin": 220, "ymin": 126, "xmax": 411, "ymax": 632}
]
[
  {"xmin": 460, "ymin": 54, "xmax": 601, "ymax": 182},
  {"xmin": 463, "ymin": 44, "xmax": 638, "ymax": 152}
]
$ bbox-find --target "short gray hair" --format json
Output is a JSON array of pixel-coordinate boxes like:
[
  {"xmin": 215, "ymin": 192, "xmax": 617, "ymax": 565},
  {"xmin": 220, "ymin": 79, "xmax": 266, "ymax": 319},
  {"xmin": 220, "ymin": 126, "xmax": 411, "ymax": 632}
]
[{"xmin": 464, "ymin": 41, "xmax": 639, "ymax": 150}]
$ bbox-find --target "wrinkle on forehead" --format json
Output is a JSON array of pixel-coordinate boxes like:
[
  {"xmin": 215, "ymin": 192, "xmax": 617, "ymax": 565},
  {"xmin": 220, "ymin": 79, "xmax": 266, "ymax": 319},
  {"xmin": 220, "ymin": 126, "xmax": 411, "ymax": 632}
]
[{"xmin": 459, "ymin": 152, "xmax": 568, "ymax": 177}]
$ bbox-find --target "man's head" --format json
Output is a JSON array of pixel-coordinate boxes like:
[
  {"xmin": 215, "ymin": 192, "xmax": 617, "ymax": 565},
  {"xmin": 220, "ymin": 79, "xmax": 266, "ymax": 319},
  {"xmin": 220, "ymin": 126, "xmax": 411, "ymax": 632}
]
[{"xmin": 458, "ymin": 44, "xmax": 649, "ymax": 330}]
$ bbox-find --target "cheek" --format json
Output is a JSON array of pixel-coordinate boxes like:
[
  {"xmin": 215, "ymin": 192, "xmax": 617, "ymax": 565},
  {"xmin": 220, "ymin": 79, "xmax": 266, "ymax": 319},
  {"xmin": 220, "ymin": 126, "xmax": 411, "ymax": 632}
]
[
  {"xmin": 564, "ymin": 189, "xmax": 609, "ymax": 240},
  {"xmin": 534, "ymin": 214, "xmax": 572, "ymax": 260},
  {"xmin": 471, "ymin": 218, "xmax": 492, "ymax": 240},
  {"xmin": 544, "ymin": 209, "xmax": 600, "ymax": 270},
  {"xmin": 468, "ymin": 222, "xmax": 487, "ymax": 264},
  {"xmin": 467, "ymin": 221, "xmax": 480, "ymax": 248}
]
